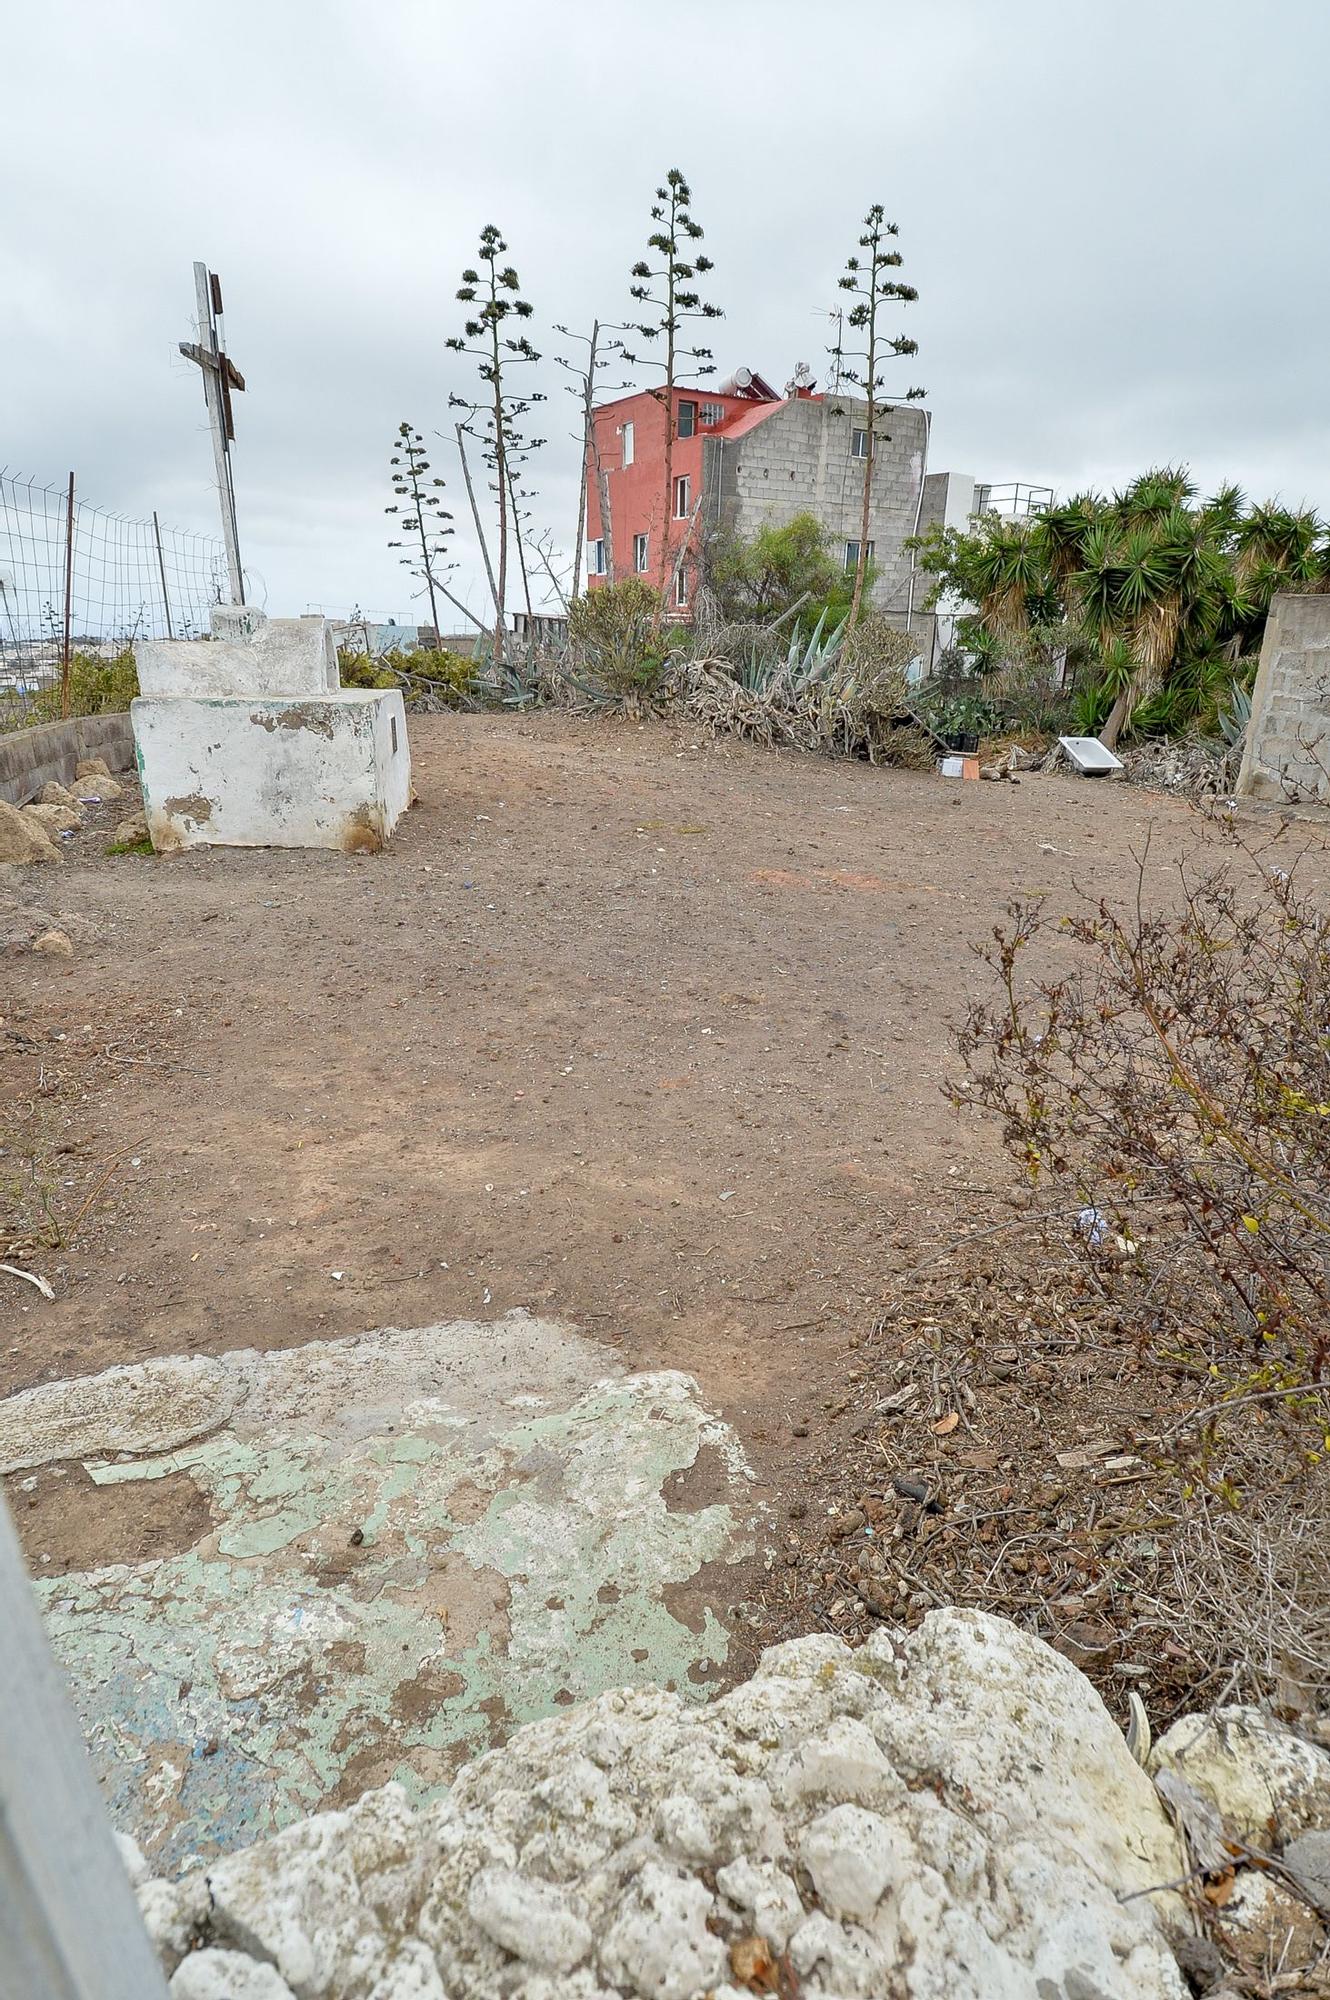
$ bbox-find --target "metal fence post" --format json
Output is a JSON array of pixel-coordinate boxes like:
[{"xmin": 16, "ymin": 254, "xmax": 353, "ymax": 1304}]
[
  {"xmin": 60, "ymin": 471, "xmax": 74, "ymax": 719},
  {"xmin": 152, "ymin": 511, "xmax": 174, "ymax": 640},
  {"xmin": 0, "ymin": 1495, "xmax": 169, "ymax": 1998}
]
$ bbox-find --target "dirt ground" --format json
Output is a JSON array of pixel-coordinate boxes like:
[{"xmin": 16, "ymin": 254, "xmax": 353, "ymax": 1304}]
[{"xmin": 3, "ymin": 714, "xmax": 1327, "ymax": 1657}]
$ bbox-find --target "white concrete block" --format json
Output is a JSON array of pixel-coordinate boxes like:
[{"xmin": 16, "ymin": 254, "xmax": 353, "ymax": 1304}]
[
  {"xmin": 132, "ymin": 690, "xmax": 411, "ymax": 852},
  {"xmin": 135, "ymin": 617, "xmax": 338, "ymax": 700}
]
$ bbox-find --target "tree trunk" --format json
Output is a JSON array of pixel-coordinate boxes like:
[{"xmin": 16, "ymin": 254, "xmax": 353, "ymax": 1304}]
[
  {"xmin": 491, "ymin": 312, "xmax": 507, "ymax": 671},
  {"xmin": 657, "ymin": 192, "xmax": 678, "ymax": 632},
  {"xmin": 430, "ymin": 571, "xmax": 487, "ymax": 632},
  {"xmin": 1099, "ymin": 685, "xmax": 1131, "ymax": 751},
  {"xmin": 506, "ymin": 462, "xmax": 534, "ymax": 621},
  {"xmin": 571, "ymin": 320, "xmax": 597, "ymax": 603},
  {"xmin": 848, "ymin": 326, "xmax": 876, "ymax": 631},
  {"xmin": 409, "ymin": 463, "xmax": 441, "ymax": 642},
  {"xmin": 455, "ymin": 425, "xmax": 499, "ymax": 616}
]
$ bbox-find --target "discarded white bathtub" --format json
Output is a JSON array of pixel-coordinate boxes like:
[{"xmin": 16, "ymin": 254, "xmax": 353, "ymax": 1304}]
[{"xmin": 1057, "ymin": 735, "xmax": 1124, "ymax": 777}]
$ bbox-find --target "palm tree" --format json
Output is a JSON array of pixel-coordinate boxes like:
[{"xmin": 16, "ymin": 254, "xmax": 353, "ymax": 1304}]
[{"xmin": 913, "ymin": 469, "xmax": 1329, "ymax": 746}]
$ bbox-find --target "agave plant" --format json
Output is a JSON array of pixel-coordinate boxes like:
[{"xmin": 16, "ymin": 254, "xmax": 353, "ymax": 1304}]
[{"xmin": 1218, "ymin": 680, "xmax": 1252, "ymax": 749}]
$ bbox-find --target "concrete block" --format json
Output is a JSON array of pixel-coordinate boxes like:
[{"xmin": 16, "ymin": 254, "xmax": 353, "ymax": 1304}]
[
  {"xmin": 136, "ymin": 617, "xmax": 338, "ymax": 700},
  {"xmin": 0, "ymin": 713, "xmax": 135, "ymax": 805},
  {"xmin": 132, "ymin": 690, "xmax": 411, "ymax": 853}
]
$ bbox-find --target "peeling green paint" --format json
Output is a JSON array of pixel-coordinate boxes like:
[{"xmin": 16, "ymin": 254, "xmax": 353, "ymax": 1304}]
[{"xmin": 36, "ymin": 1354, "xmax": 756, "ymax": 1871}]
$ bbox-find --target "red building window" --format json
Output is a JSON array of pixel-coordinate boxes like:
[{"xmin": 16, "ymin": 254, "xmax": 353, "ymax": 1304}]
[{"xmin": 677, "ymin": 401, "xmax": 697, "ymax": 438}]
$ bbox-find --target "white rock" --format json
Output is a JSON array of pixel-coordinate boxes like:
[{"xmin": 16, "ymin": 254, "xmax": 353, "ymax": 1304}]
[
  {"xmin": 598, "ymin": 1862, "xmax": 725, "ymax": 2000},
  {"xmin": 115, "ymin": 1829, "xmax": 150, "ymax": 1887},
  {"xmin": 769, "ymin": 1712, "xmax": 905, "ymax": 1810},
  {"xmin": 364, "ymin": 1940, "xmax": 449, "ymax": 1998},
  {"xmin": 1151, "ymin": 1706, "xmax": 1330, "ymax": 1846},
  {"xmin": 715, "ymin": 1857, "xmax": 805, "ymax": 1949},
  {"xmin": 202, "ymin": 1784, "xmax": 436, "ymax": 1998},
  {"xmin": 140, "ymin": 1611, "xmax": 1209, "ymax": 2000},
  {"xmin": 138, "ymin": 1875, "xmax": 212, "ymax": 1974},
  {"xmin": 799, "ymin": 1803, "xmax": 906, "ymax": 1922},
  {"xmin": 170, "ymin": 1948, "xmax": 298, "ymax": 1998},
  {"xmin": 466, "ymin": 1865, "xmax": 592, "ymax": 1971},
  {"xmin": 787, "ymin": 1912, "xmax": 890, "ymax": 1999}
]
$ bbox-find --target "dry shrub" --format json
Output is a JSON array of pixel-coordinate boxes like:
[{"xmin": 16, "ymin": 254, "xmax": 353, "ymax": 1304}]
[
  {"xmin": 955, "ymin": 826, "xmax": 1330, "ymax": 1703},
  {"xmin": 664, "ymin": 611, "xmax": 928, "ymax": 766}
]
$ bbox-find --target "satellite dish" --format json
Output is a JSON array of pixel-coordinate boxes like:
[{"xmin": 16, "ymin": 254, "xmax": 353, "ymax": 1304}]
[{"xmin": 733, "ymin": 366, "xmax": 753, "ymax": 389}]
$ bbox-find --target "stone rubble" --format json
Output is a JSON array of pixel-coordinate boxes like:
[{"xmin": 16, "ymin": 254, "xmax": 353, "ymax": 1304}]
[
  {"xmin": 128, "ymin": 1609, "xmax": 1249, "ymax": 2000},
  {"xmin": 1150, "ymin": 1705, "xmax": 1330, "ymax": 1848},
  {"xmin": 0, "ymin": 796, "xmax": 61, "ymax": 864},
  {"xmin": 23, "ymin": 800, "xmax": 84, "ymax": 834},
  {"xmin": 31, "ymin": 925, "xmax": 74, "ymax": 956}
]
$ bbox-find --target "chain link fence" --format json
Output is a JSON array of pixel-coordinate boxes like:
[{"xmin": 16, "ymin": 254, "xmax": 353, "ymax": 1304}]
[{"xmin": 0, "ymin": 470, "xmax": 227, "ymax": 726}]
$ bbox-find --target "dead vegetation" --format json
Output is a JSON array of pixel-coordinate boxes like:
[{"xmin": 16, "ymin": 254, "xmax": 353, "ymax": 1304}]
[{"xmin": 753, "ymin": 829, "xmax": 1330, "ymax": 1731}]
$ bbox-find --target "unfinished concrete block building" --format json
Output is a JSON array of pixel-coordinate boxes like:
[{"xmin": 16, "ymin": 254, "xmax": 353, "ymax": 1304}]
[{"xmin": 584, "ymin": 367, "xmax": 930, "ymax": 625}]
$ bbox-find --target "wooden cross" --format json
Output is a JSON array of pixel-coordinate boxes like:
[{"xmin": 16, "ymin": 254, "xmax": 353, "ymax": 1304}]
[{"xmin": 179, "ymin": 262, "xmax": 246, "ymax": 604}]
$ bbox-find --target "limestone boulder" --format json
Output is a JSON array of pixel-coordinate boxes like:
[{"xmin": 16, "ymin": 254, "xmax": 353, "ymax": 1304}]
[
  {"xmin": 114, "ymin": 809, "xmax": 150, "ymax": 845},
  {"xmin": 170, "ymin": 1950, "xmax": 298, "ymax": 1999},
  {"xmin": 23, "ymin": 801, "xmax": 83, "ymax": 834},
  {"xmin": 153, "ymin": 1611, "xmax": 1194, "ymax": 2000},
  {"xmin": 69, "ymin": 772, "xmax": 123, "ymax": 802},
  {"xmin": 1151, "ymin": 1707, "xmax": 1330, "ymax": 1848},
  {"xmin": 75, "ymin": 755, "xmax": 113, "ymax": 779},
  {"xmin": 32, "ymin": 927, "xmax": 74, "ymax": 957},
  {"xmin": 39, "ymin": 781, "xmax": 79, "ymax": 807},
  {"xmin": 0, "ymin": 799, "xmax": 60, "ymax": 864}
]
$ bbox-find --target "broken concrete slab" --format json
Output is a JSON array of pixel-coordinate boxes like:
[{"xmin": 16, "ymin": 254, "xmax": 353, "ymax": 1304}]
[{"xmin": 7, "ymin": 1315, "xmax": 760, "ymax": 1869}]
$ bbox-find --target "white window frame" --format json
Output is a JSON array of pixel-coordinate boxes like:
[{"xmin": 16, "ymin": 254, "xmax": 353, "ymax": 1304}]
[
  {"xmin": 677, "ymin": 400, "xmax": 697, "ymax": 439},
  {"xmin": 699, "ymin": 401, "xmax": 724, "ymax": 427},
  {"xmin": 844, "ymin": 539, "xmax": 876, "ymax": 571},
  {"xmin": 622, "ymin": 421, "xmax": 634, "ymax": 468},
  {"xmin": 633, "ymin": 532, "xmax": 649, "ymax": 573},
  {"xmin": 589, "ymin": 538, "xmax": 606, "ymax": 577},
  {"xmin": 851, "ymin": 428, "xmax": 869, "ymax": 458},
  {"xmin": 674, "ymin": 566, "xmax": 689, "ymax": 607},
  {"xmin": 673, "ymin": 474, "xmax": 691, "ymax": 518}
]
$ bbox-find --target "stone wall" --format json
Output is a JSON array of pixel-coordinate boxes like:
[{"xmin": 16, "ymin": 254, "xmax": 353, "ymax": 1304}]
[
  {"xmin": 1238, "ymin": 593, "xmax": 1330, "ymax": 802},
  {"xmin": 0, "ymin": 712, "xmax": 135, "ymax": 805},
  {"xmin": 704, "ymin": 398, "xmax": 928, "ymax": 622}
]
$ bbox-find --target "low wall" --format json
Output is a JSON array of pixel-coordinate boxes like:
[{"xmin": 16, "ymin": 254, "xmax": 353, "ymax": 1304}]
[
  {"xmin": 1238, "ymin": 593, "xmax": 1330, "ymax": 803},
  {"xmin": 0, "ymin": 713, "xmax": 136, "ymax": 805}
]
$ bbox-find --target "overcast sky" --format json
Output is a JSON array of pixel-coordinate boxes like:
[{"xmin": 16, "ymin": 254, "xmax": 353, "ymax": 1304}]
[{"xmin": 5, "ymin": 0, "xmax": 1328, "ymax": 629}]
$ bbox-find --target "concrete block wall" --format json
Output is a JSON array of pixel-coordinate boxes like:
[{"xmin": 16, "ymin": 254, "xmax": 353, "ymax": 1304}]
[
  {"xmin": 0, "ymin": 712, "xmax": 135, "ymax": 805},
  {"xmin": 1237, "ymin": 594, "xmax": 1330, "ymax": 803},
  {"xmin": 708, "ymin": 397, "xmax": 928, "ymax": 619}
]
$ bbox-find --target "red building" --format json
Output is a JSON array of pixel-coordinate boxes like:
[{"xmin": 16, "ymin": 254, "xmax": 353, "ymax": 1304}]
[{"xmin": 584, "ymin": 368, "xmax": 785, "ymax": 615}]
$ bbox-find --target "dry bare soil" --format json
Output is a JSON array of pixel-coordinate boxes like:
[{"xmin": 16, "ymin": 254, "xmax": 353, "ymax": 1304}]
[{"xmin": 4, "ymin": 714, "xmax": 1326, "ymax": 1705}]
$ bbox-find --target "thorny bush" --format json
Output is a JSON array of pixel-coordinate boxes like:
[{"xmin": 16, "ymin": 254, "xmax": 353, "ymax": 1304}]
[{"xmin": 955, "ymin": 827, "xmax": 1330, "ymax": 1498}]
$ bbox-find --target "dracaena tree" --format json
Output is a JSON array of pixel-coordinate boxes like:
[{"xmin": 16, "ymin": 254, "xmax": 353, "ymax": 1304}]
[
  {"xmin": 831, "ymin": 205, "xmax": 924, "ymax": 629},
  {"xmin": 622, "ymin": 169, "xmax": 722, "ymax": 615},
  {"xmin": 446, "ymin": 225, "xmax": 544, "ymax": 667},
  {"xmin": 385, "ymin": 421, "xmax": 454, "ymax": 641}
]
